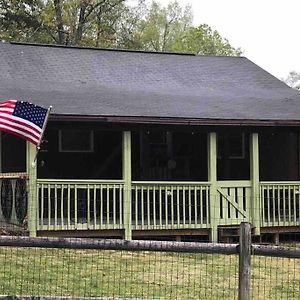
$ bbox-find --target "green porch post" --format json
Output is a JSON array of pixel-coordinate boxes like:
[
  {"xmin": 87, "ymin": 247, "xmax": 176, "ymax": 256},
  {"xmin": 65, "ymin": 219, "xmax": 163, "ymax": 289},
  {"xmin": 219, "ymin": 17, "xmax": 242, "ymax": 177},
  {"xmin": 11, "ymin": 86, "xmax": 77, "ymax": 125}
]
[
  {"xmin": 0, "ymin": 132, "xmax": 2, "ymax": 221},
  {"xmin": 123, "ymin": 131, "xmax": 132, "ymax": 240},
  {"xmin": 250, "ymin": 133, "xmax": 260, "ymax": 235},
  {"xmin": 27, "ymin": 142, "xmax": 37, "ymax": 237},
  {"xmin": 208, "ymin": 132, "xmax": 218, "ymax": 242}
]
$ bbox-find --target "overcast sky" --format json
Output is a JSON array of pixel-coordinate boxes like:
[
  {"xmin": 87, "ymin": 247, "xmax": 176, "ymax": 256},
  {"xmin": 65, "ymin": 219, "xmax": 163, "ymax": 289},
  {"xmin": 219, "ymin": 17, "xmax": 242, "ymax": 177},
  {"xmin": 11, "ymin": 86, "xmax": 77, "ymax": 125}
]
[{"xmin": 139, "ymin": 0, "xmax": 300, "ymax": 80}]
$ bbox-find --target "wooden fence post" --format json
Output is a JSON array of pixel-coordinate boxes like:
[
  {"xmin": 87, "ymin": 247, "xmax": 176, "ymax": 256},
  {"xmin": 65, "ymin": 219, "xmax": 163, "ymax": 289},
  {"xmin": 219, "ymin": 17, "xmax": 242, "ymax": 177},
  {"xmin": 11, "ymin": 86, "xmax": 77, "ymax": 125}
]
[{"xmin": 238, "ymin": 222, "xmax": 252, "ymax": 300}]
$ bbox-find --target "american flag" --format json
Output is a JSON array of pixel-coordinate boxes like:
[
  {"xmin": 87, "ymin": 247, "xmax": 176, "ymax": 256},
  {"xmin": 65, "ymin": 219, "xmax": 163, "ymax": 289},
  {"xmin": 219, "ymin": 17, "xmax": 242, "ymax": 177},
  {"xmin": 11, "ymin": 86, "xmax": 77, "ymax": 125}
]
[{"xmin": 0, "ymin": 100, "xmax": 48, "ymax": 145}]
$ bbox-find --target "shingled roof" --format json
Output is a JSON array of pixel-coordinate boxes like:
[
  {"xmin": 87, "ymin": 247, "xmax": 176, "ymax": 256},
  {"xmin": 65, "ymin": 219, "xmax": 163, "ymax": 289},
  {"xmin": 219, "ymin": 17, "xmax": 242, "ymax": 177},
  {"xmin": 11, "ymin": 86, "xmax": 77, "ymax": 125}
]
[{"xmin": 0, "ymin": 41, "xmax": 300, "ymax": 126}]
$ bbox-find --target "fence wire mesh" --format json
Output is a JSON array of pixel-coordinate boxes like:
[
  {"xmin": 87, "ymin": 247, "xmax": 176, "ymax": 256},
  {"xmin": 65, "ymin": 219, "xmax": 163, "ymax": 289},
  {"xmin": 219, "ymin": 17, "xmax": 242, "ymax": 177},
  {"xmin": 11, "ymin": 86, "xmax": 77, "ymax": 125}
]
[
  {"xmin": 0, "ymin": 242, "xmax": 238, "ymax": 299},
  {"xmin": 0, "ymin": 177, "xmax": 300, "ymax": 300},
  {"xmin": 0, "ymin": 236, "xmax": 299, "ymax": 300}
]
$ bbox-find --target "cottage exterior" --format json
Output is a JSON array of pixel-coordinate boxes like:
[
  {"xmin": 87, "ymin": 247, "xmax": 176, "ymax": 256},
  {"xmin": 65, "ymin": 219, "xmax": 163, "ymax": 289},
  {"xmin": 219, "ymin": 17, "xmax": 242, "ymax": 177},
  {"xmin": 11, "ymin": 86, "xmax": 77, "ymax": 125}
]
[{"xmin": 0, "ymin": 41, "xmax": 300, "ymax": 242}]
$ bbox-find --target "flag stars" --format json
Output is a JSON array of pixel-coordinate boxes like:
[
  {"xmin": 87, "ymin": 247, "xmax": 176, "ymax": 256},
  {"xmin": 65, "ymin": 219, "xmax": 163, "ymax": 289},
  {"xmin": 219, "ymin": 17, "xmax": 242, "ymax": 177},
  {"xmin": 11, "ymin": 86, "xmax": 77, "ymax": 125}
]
[{"xmin": 13, "ymin": 101, "xmax": 47, "ymax": 128}]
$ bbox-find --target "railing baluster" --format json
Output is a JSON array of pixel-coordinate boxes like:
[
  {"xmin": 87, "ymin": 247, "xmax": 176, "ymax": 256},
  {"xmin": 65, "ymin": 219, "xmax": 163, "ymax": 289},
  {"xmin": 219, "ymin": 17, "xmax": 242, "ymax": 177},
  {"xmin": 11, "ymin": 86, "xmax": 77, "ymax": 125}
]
[
  {"xmin": 277, "ymin": 186, "xmax": 281, "ymax": 224},
  {"xmin": 288, "ymin": 186, "xmax": 291, "ymax": 224},
  {"xmin": 171, "ymin": 186, "xmax": 174, "ymax": 226},
  {"xmin": 93, "ymin": 185, "xmax": 97, "ymax": 229},
  {"xmin": 40, "ymin": 184, "xmax": 44, "ymax": 229},
  {"xmin": 176, "ymin": 186, "xmax": 180, "ymax": 227},
  {"xmin": 165, "ymin": 186, "xmax": 168, "ymax": 227},
  {"xmin": 267, "ymin": 186, "xmax": 271, "ymax": 223},
  {"xmin": 194, "ymin": 186, "xmax": 197, "ymax": 226},
  {"xmin": 159, "ymin": 186, "xmax": 162, "ymax": 227},
  {"xmin": 100, "ymin": 185, "xmax": 103, "ymax": 227},
  {"xmin": 134, "ymin": 186, "xmax": 138, "ymax": 227},
  {"xmin": 106, "ymin": 185, "xmax": 109, "ymax": 226},
  {"xmin": 188, "ymin": 186, "xmax": 192, "ymax": 225},
  {"xmin": 153, "ymin": 186, "xmax": 156, "ymax": 227},
  {"xmin": 147, "ymin": 186, "xmax": 150, "ymax": 227},
  {"xmin": 67, "ymin": 185, "xmax": 71, "ymax": 229},
  {"xmin": 119, "ymin": 184, "xmax": 123, "ymax": 226},
  {"xmin": 282, "ymin": 186, "xmax": 286, "ymax": 224},
  {"xmin": 293, "ymin": 185, "xmax": 297, "ymax": 225},
  {"xmin": 47, "ymin": 184, "xmax": 51, "ymax": 230},
  {"xmin": 200, "ymin": 186, "xmax": 203, "ymax": 225},
  {"xmin": 206, "ymin": 186, "xmax": 209, "ymax": 225},
  {"xmin": 87, "ymin": 184, "xmax": 91, "ymax": 228},
  {"xmin": 113, "ymin": 184, "xmax": 116, "ymax": 228},
  {"xmin": 272, "ymin": 185, "xmax": 276, "ymax": 225},
  {"xmin": 54, "ymin": 184, "xmax": 57, "ymax": 230},
  {"xmin": 260, "ymin": 186, "xmax": 264, "ymax": 225},
  {"xmin": 183, "ymin": 186, "xmax": 186, "ymax": 226},
  {"xmin": 74, "ymin": 185, "xmax": 78, "ymax": 229},
  {"xmin": 60, "ymin": 185, "xmax": 64, "ymax": 229},
  {"xmin": 141, "ymin": 186, "xmax": 144, "ymax": 228}
]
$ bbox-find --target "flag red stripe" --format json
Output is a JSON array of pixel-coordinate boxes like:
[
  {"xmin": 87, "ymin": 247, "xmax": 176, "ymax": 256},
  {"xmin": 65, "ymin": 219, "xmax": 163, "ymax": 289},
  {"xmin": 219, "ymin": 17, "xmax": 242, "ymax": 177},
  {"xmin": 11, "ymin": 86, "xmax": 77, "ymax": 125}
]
[
  {"xmin": 0, "ymin": 126, "xmax": 39, "ymax": 145},
  {"xmin": 0, "ymin": 120, "xmax": 40, "ymax": 140},
  {"xmin": 0, "ymin": 114, "xmax": 41, "ymax": 136}
]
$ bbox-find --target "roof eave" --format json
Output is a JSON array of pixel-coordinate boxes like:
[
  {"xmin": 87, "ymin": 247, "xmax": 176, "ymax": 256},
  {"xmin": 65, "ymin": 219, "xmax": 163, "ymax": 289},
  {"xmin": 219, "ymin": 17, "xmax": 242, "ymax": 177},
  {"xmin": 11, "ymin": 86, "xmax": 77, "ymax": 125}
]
[{"xmin": 49, "ymin": 115, "xmax": 300, "ymax": 127}]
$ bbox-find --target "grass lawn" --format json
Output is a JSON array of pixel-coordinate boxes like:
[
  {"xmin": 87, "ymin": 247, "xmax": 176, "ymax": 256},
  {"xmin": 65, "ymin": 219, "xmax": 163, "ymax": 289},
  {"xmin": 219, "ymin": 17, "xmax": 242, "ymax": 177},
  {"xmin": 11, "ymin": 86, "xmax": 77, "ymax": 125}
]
[{"xmin": 0, "ymin": 246, "xmax": 299, "ymax": 299}]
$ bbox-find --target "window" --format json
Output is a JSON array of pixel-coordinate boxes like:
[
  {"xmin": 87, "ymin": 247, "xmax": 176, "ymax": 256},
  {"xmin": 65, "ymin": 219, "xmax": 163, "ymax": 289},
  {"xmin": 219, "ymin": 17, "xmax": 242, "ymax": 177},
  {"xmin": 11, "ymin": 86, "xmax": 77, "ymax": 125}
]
[
  {"xmin": 59, "ymin": 129, "xmax": 94, "ymax": 152},
  {"xmin": 218, "ymin": 133, "xmax": 245, "ymax": 159},
  {"xmin": 229, "ymin": 133, "xmax": 245, "ymax": 159}
]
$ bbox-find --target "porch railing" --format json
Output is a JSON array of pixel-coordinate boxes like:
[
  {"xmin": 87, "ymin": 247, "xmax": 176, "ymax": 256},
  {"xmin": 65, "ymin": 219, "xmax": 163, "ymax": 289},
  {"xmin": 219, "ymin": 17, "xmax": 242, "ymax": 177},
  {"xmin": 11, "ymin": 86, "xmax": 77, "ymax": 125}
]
[
  {"xmin": 35, "ymin": 179, "xmax": 300, "ymax": 234},
  {"xmin": 260, "ymin": 182, "xmax": 300, "ymax": 227},
  {"xmin": 131, "ymin": 181, "xmax": 211, "ymax": 230},
  {"xmin": 37, "ymin": 179, "xmax": 125, "ymax": 231},
  {"xmin": 0, "ymin": 173, "xmax": 28, "ymax": 229}
]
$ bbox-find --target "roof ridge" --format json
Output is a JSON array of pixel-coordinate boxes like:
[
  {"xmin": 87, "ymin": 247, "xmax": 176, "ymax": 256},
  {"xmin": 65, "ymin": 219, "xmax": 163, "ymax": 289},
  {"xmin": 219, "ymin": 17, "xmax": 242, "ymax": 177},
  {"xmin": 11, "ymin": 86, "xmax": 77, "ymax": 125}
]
[
  {"xmin": 7, "ymin": 41, "xmax": 195, "ymax": 56},
  {"xmin": 5, "ymin": 41, "xmax": 245, "ymax": 59}
]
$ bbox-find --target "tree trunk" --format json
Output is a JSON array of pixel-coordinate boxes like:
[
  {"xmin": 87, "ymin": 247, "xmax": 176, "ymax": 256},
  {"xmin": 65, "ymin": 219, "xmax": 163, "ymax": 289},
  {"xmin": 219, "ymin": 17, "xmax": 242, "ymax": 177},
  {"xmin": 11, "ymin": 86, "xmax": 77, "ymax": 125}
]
[
  {"xmin": 75, "ymin": 1, "xmax": 87, "ymax": 45},
  {"xmin": 53, "ymin": 0, "xmax": 64, "ymax": 44}
]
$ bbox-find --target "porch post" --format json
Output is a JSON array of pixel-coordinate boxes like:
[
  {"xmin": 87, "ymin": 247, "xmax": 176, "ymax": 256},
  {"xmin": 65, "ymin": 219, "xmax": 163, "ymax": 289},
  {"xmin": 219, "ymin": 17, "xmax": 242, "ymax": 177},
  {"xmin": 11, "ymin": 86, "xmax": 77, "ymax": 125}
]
[
  {"xmin": 0, "ymin": 132, "xmax": 2, "ymax": 172},
  {"xmin": 0, "ymin": 132, "xmax": 2, "ymax": 221},
  {"xmin": 26, "ymin": 142, "xmax": 37, "ymax": 237},
  {"xmin": 122, "ymin": 131, "xmax": 132, "ymax": 240},
  {"xmin": 250, "ymin": 133, "xmax": 260, "ymax": 235},
  {"xmin": 208, "ymin": 132, "xmax": 218, "ymax": 242}
]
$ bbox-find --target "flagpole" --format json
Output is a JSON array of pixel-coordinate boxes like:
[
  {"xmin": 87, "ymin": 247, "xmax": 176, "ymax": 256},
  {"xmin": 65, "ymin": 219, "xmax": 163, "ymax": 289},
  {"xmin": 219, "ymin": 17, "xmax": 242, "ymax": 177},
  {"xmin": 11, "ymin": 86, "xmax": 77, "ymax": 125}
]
[{"xmin": 32, "ymin": 105, "xmax": 52, "ymax": 166}]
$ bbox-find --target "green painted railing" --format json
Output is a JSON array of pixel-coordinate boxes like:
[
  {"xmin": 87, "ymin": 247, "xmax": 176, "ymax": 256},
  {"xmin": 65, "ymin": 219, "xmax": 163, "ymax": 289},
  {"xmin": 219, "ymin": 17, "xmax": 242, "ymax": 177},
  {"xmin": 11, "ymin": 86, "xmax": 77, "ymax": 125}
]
[
  {"xmin": 37, "ymin": 179, "xmax": 124, "ymax": 231},
  {"xmin": 35, "ymin": 179, "xmax": 300, "ymax": 234},
  {"xmin": 260, "ymin": 182, "xmax": 300, "ymax": 227},
  {"xmin": 131, "ymin": 181, "xmax": 211, "ymax": 230},
  {"xmin": 0, "ymin": 174, "xmax": 28, "ymax": 227},
  {"xmin": 217, "ymin": 181, "xmax": 252, "ymax": 226}
]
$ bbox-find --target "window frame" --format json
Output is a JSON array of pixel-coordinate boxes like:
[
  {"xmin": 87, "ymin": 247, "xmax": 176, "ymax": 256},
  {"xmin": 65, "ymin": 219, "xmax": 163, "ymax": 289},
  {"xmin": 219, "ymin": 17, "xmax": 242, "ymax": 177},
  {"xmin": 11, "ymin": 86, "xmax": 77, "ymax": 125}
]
[
  {"xmin": 58, "ymin": 129, "xmax": 94, "ymax": 153},
  {"xmin": 217, "ymin": 132, "xmax": 246, "ymax": 160}
]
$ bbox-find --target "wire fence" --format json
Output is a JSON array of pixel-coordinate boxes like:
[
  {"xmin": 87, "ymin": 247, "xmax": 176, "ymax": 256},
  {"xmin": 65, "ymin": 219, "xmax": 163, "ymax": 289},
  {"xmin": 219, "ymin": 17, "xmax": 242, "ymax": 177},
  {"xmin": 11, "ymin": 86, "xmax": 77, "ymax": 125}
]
[
  {"xmin": 0, "ymin": 226, "xmax": 299, "ymax": 300},
  {"xmin": 0, "ymin": 174, "xmax": 299, "ymax": 299}
]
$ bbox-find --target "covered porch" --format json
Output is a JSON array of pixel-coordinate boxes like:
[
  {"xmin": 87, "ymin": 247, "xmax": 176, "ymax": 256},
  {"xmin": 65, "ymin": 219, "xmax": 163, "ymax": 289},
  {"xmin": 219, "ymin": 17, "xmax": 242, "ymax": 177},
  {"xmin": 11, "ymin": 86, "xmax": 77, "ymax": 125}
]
[{"xmin": 0, "ymin": 125, "xmax": 299, "ymax": 241}]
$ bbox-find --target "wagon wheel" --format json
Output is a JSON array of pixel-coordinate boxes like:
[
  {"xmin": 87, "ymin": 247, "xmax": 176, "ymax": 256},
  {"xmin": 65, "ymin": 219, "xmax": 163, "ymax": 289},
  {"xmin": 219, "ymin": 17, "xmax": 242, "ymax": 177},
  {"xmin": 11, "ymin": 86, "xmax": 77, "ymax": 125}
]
[
  {"xmin": 15, "ymin": 179, "xmax": 28, "ymax": 225},
  {"xmin": 1, "ymin": 179, "xmax": 13, "ymax": 222}
]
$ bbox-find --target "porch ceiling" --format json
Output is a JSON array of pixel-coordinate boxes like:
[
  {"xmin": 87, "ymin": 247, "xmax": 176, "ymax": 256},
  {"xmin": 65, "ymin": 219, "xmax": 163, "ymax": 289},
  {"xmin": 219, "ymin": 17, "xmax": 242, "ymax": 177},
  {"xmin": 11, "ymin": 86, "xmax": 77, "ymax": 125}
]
[{"xmin": 1, "ymin": 42, "xmax": 300, "ymax": 126}]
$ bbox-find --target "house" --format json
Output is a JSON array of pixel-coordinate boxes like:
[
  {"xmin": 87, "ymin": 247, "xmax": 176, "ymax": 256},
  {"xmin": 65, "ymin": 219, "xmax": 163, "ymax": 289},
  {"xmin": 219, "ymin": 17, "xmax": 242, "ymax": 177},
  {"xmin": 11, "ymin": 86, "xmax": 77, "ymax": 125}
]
[{"xmin": 0, "ymin": 41, "xmax": 299, "ymax": 242}]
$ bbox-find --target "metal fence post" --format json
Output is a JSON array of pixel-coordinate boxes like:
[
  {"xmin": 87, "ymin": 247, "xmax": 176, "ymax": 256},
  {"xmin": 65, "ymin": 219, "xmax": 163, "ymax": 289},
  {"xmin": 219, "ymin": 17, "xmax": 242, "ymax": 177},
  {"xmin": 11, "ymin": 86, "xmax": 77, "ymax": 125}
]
[{"xmin": 238, "ymin": 222, "xmax": 251, "ymax": 300}]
